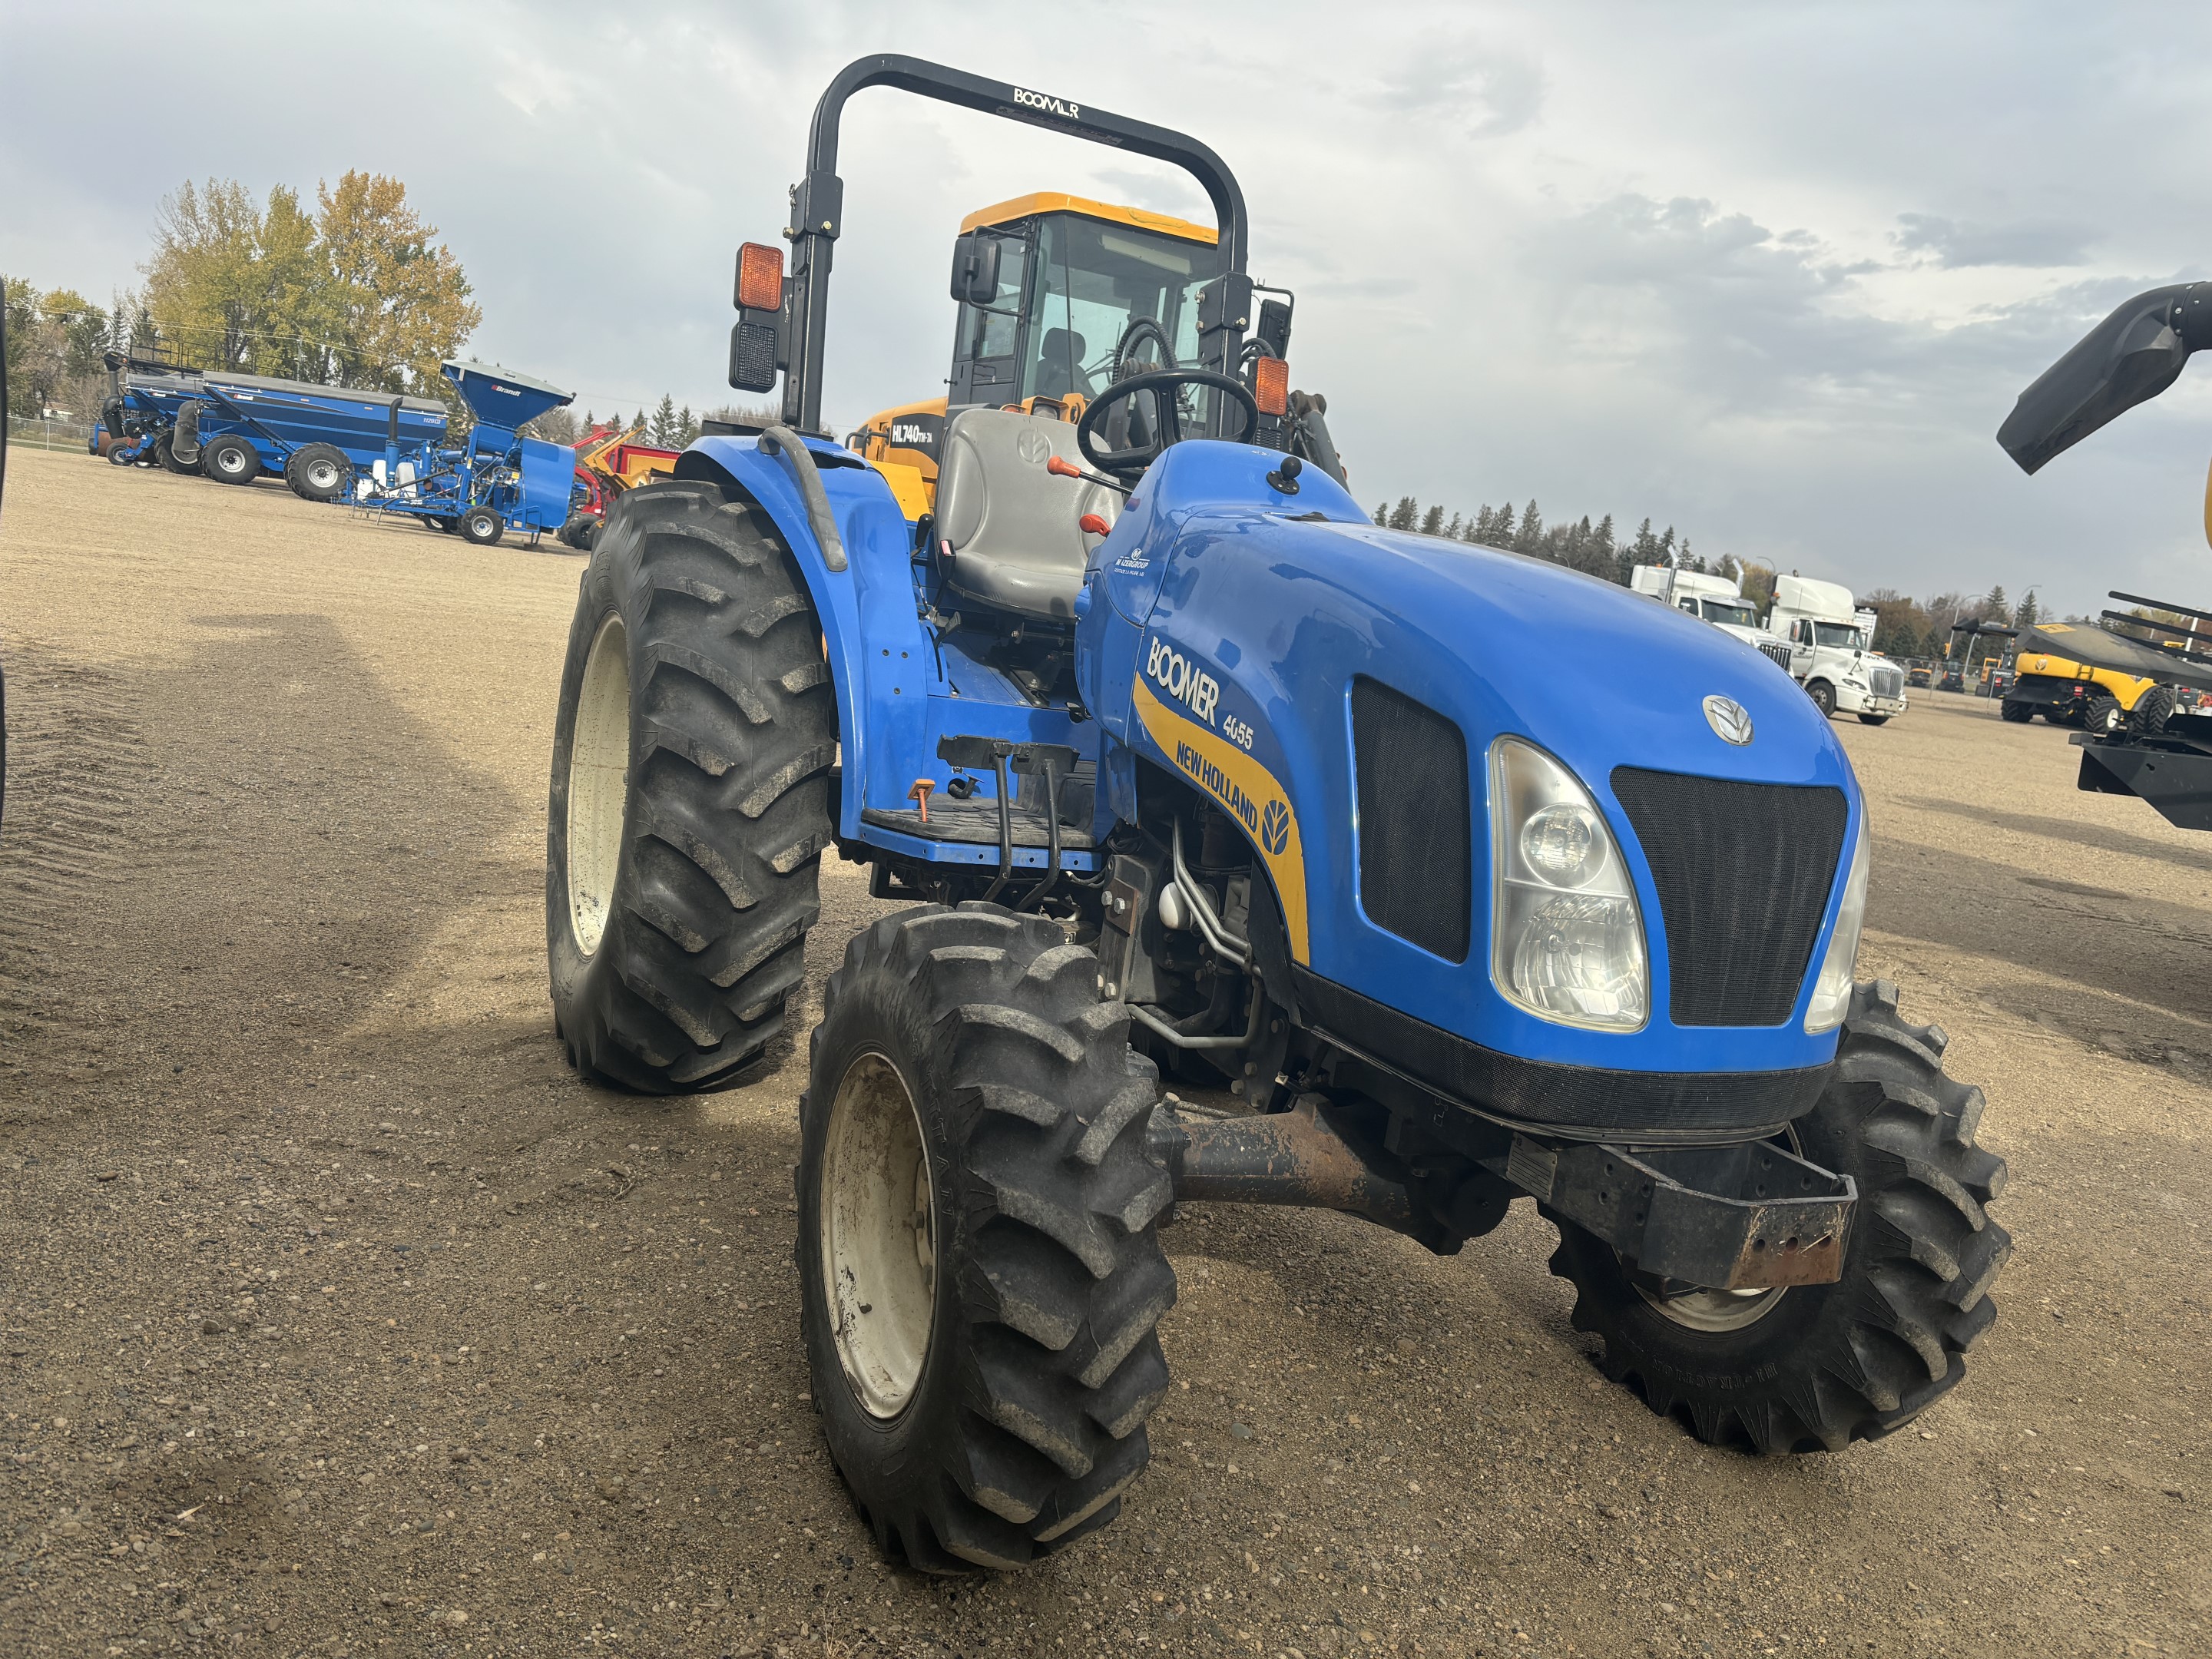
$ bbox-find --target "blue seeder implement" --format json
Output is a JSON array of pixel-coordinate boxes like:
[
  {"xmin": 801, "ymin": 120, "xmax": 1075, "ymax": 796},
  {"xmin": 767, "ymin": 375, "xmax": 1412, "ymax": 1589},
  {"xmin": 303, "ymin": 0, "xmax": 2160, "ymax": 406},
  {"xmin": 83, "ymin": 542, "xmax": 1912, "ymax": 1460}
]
[
  {"xmin": 350, "ymin": 360, "xmax": 575, "ymax": 545},
  {"xmin": 540, "ymin": 55, "xmax": 2012, "ymax": 1568}
]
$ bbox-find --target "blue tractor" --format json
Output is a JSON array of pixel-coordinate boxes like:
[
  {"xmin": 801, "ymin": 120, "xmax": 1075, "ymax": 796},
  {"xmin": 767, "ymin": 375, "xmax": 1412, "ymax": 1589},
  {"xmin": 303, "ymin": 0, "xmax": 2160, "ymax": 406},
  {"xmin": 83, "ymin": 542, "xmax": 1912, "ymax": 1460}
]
[{"xmin": 545, "ymin": 57, "xmax": 2012, "ymax": 1570}]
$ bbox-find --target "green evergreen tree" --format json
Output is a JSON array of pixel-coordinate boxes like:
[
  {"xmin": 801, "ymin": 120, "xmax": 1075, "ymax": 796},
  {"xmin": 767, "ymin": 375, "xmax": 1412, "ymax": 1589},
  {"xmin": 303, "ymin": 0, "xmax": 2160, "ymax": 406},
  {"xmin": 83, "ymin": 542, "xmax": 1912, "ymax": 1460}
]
[
  {"xmin": 1387, "ymin": 495, "xmax": 1419, "ymax": 531},
  {"xmin": 677, "ymin": 404, "xmax": 698, "ymax": 446},
  {"xmin": 1445, "ymin": 512, "xmax": 1462, "ymax": 539},
  {"xmin": 648, "ymin": 392, "xmax": 678, "ymax": 448},
  {"xmin": 1373, "ymin": 501, "xmax": 1389, "ymax": 525},
  {"xmin": 1631, "ymin": 518, "xmax": 1659, "ymax": 563},
  {"xmin": 1420, "ymin": 503, "xmax": 1445, "ymax": 536},
  {"xmin": 1515, "ymin": 501, "xmax": 1544, "ymax": 553},
  {"xmin": 1982, "ymin": 584, "xmax": 2010, "ymax": 627},
  {"xmin": 2015, "ymin": 589, "xmax": 2040, "ymax": 633}
]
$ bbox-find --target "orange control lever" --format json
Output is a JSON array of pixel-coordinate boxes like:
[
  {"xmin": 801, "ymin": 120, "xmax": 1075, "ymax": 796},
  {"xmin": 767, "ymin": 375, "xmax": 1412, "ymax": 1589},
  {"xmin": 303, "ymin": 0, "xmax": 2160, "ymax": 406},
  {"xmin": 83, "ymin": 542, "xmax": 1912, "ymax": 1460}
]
[
  {"xmin": 1046, "ymin": 455, "xmax": 1083, "ymax": 478},
  {"xmin": 907, "ymin": 778, "xmax": 934, "ymax": 824},
  {"xmin": 1079, "ymin": 513, "xmax": 1111, "ymax": 536}
]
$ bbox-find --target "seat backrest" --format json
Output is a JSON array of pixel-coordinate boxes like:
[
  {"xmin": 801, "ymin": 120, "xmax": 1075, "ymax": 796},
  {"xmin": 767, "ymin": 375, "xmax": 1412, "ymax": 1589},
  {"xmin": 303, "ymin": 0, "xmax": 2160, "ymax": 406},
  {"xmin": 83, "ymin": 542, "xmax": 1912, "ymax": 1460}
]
[{"xmin": 934, "ymin": 407, "xmax": 1118, "ymax": 622}]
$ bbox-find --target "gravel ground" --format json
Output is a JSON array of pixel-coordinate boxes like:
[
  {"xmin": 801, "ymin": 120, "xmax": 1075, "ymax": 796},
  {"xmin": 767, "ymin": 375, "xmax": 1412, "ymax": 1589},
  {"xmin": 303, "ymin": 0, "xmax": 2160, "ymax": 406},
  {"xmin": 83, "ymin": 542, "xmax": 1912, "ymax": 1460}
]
[{"xmin": 0, "ymin": 446, "xmax": 2204, "ymax": 1657}]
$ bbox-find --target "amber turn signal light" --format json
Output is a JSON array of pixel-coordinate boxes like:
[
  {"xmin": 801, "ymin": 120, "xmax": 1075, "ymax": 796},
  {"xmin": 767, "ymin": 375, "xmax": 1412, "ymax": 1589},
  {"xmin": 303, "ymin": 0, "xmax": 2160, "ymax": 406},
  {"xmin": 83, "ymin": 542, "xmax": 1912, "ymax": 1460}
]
[
  {"xmin": 737, "ymin": 243, "xmax": 785, "ymax": 312},
  {"xmin": 1079, "ymin": 513, "xmax": 1111, "ymax": 536},
  {"xmin": 1253, "ymin": 356, "xmax": 1290, "ymax": 417}
]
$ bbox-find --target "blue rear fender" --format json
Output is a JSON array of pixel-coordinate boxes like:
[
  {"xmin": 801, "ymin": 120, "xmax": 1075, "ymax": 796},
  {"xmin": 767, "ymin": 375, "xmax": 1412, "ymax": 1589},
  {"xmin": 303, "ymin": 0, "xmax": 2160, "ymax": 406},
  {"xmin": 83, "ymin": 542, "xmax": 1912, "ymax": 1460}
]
[
  {"xmin": 677, "ymin": 435, "xmax": 1092, "ymax": 860},
  {"xmin": 1076, "ymin": 439, "xmax": 1862, "ymax": 1080}
]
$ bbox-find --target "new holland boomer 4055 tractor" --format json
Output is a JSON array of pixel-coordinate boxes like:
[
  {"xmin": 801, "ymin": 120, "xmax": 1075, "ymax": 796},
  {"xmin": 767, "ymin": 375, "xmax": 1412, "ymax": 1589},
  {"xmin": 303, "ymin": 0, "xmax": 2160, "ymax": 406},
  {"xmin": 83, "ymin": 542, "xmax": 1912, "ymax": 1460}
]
[{"xmin": 544, "ymin": 56, "xmax": 2012, "ymax": 1571}]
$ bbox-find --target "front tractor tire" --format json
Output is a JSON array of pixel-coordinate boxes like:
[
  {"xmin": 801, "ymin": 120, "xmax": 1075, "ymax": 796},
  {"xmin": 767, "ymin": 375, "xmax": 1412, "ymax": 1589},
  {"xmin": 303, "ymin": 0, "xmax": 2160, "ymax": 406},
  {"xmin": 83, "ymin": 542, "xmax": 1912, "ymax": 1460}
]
[
  {"xmin": 1548, "ymin": 980, "xmax": 2009, "ymax": 1453},
  {"xmin": 545, "ymin": 478, "xmax": 836, "ymax": 1091},
  {"xmin": 799, "ymin": 906, "xmax": 1177, "ymax": 1572}
]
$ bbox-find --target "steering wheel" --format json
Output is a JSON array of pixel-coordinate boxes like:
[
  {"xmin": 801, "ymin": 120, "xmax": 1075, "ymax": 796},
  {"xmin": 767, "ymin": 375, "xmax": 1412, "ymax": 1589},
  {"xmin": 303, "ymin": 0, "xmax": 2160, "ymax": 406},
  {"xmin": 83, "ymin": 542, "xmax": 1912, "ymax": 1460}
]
[{"xmin": 1076, "ymin": 368, "xmax": 1261, "ymax": 478}]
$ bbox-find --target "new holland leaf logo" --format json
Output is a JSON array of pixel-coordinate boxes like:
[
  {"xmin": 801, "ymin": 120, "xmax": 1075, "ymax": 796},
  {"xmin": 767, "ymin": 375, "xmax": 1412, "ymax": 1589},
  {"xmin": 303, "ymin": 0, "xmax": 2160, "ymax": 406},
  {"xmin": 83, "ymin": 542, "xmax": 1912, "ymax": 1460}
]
[{"xmin": 1260, "ymin": 799, "xmax": 1291, "ymax": 856}]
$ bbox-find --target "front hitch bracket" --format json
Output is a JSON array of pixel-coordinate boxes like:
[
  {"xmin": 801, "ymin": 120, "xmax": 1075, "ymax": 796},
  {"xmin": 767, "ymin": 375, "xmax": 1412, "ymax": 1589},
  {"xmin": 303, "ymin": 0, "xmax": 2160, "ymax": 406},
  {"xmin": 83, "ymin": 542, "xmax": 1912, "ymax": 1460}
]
[{"xmin": 1498, "ymin": 1135, "xmax": 1856, "ymax": 1291}]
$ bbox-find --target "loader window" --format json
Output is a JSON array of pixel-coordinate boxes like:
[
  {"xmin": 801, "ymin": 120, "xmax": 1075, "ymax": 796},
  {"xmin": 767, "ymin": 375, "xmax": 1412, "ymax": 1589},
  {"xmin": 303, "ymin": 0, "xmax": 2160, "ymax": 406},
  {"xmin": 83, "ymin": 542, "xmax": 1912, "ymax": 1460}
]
[
  {"xmin": 1022, "ymin": 214, "xmax": 1223, "ymax": 406},
  {"xmin": 956, "ymin": 234, "xmax": 1029, "ymax": 394}
]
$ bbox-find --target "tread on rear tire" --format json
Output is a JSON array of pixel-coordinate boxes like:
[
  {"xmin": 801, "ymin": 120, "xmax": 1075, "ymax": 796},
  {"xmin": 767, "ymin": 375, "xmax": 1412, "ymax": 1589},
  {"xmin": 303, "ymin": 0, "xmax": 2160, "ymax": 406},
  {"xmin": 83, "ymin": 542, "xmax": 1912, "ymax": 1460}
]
[
  {"xmin": 799, "ymin": 905, "xmax": 1177, "ymax": 1571},
  {"xmin": 546, "ymin": 478, "xmax": 836, "ymax": 1091},
  {"xmin": 1547, "ymin": 979, "xmax": 2009, "ymax": 1453}
]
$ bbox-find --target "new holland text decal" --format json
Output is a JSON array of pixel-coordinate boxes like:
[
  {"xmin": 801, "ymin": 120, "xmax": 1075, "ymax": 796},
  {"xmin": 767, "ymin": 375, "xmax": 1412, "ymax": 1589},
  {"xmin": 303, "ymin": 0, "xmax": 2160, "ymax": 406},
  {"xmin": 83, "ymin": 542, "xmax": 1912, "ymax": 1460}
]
[{"xmin": 1131, "ymin": 639, "xmax": 1309, "ymax": 963}]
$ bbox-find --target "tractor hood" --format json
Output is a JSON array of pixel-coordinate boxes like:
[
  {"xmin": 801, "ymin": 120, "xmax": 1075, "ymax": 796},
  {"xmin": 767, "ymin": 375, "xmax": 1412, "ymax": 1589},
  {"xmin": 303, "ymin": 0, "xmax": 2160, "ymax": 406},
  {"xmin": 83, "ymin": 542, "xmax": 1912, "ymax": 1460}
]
[{"xmin": 1078, "ymin": 440, "xmax": 1862, "ymax": 1119}]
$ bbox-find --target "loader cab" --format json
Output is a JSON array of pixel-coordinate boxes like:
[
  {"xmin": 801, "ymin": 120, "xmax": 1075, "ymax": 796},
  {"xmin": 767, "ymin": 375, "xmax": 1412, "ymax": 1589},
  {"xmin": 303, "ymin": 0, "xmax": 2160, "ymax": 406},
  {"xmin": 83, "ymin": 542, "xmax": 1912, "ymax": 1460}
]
[
  {"xmin": 946, "ymin": 194, "xmax": 1225, "ymax": 413},
  {"xmin": 854, "ymin": 194, "xmax": 1259, "ymax": 488}
]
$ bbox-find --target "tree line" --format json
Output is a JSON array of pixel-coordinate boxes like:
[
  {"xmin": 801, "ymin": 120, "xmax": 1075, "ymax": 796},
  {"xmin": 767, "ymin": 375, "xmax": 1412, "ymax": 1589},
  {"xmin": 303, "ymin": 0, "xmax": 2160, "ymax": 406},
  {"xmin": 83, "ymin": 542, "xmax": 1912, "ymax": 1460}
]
[
  {"xmin": 6, "ymin": 172, "xmax": 478, "ymax": 424},
  {"xmin": 1369, "ymin": 493, "xmax": 1779, "ymax": 607},
  {"xmin": 1366, "ymin": 492, "xmax": 2078, "ymax": 657},
  {"xmin": 527, "ymin": 397, "xmax": 781, "ymax": 451}
]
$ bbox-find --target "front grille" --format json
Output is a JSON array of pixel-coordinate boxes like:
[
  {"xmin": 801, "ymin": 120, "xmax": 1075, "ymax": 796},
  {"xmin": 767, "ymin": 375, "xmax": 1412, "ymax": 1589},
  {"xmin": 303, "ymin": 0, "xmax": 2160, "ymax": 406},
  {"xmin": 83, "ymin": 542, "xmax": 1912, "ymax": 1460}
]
[
  {"xmin": 1352, "ymin": 677, "xmax": 1471, "ymax": 962},
  {"xmin": 1757, "ymin": 640, "xmax": 1795, "ymax": 673},
  {"xmin": 1611, "ymin": 769, "xmax": 1849, "ymax": 1027},
  {"xmin": 1868, "ymin": 664, "xmax": 1902, "ymax": 699}
]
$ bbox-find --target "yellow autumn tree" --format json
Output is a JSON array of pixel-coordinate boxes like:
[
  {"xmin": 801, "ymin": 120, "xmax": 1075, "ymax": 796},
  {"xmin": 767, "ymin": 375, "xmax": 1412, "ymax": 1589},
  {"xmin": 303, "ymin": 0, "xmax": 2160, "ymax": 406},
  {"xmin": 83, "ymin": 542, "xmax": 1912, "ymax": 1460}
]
[
  {"xmin": 136, "ymin": 172, "xmax": 476, "ymax": 392},
  {"xmin": 142, "ymin": 179, "xmax": 331, "ymax": 377},
  {"xmin": 316, "ymin": 171, "xmax": 479, "ymax": 399}
]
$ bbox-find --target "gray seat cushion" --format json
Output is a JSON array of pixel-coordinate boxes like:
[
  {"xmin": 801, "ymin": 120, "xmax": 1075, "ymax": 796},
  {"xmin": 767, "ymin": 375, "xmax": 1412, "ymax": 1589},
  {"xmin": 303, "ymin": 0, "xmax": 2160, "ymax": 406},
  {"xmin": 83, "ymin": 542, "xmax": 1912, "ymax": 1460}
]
[{"xmin": 934, "ymin": 408, "xmax": 1118, "ymax": 621}]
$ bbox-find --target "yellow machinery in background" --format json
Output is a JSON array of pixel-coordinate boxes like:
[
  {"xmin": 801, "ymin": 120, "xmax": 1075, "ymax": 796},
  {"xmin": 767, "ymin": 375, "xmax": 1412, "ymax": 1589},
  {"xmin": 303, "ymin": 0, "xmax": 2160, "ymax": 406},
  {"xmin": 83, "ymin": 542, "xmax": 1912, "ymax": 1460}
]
[
  {"xmin": 2000, "ymin": 628, "xmax": 2172, "ymax": 733},
  {"xmin": 842, "ymin": 190, "xmax": 1340, "ymax": 516},
  {"xmin": 557, "ymin": 423, "xmax": 682, "ymax": 550}
]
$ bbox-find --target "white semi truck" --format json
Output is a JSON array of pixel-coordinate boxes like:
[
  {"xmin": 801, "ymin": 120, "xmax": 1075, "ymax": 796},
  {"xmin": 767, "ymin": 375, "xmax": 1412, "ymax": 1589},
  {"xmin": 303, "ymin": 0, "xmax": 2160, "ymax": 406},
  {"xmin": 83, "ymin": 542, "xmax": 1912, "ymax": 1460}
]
[
  {"xmin": 1629, "ymin": 565, "xmax": 1769, "ymax": 649},
  {"xmin": 1764, "ymin": 574, "xmax": 1907, "ymax": 724}
]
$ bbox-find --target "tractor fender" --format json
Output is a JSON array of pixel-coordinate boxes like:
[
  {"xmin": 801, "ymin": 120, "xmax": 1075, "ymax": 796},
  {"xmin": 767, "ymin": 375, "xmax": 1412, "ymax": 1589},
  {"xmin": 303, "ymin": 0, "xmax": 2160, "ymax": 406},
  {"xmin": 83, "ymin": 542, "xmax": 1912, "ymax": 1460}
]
[
  {"xmin": 675, "ymin": 435, "xmax": 932, "ymax": 840},
  {"xmin": 1078, "ymin": 439, "xmax": 1863, "ymax": 1088}
]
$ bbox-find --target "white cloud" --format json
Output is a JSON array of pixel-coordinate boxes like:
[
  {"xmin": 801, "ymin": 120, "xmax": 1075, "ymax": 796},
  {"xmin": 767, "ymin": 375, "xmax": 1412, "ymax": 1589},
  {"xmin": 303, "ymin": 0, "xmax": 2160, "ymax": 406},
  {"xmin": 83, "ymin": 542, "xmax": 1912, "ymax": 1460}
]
[{"xmin": 7, "ymin": 1, "xmax": 2212, "ymax": 616}]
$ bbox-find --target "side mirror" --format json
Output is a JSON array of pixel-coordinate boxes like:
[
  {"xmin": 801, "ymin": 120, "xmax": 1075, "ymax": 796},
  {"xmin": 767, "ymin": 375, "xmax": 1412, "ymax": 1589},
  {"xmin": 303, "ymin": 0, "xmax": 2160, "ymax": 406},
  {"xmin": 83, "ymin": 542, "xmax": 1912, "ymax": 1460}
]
[{"xmin": 950, "ymin": 233, "xmax": 1001, "ymax": 306}]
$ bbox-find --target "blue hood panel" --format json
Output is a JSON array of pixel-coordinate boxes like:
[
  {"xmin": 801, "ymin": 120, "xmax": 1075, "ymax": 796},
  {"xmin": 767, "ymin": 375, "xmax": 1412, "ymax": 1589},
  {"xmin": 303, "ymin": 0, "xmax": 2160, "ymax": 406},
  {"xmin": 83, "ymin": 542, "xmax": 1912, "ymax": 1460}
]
[{"xmin": 1077, "ymin": 440, "xmax": 1861, "ymax": 1078}]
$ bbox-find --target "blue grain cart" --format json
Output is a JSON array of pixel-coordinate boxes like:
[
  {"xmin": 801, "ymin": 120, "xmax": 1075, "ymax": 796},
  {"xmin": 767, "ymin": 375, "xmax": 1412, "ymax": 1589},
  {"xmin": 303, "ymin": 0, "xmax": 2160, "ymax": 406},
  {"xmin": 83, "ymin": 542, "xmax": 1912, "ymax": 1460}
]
[
  {"xmin": 349, "ymin": 360, "xmax": 577, "ymax": 547},
  {"xmin": 187, "ymin": 376, "xmax": 450, "ymax": 499}
]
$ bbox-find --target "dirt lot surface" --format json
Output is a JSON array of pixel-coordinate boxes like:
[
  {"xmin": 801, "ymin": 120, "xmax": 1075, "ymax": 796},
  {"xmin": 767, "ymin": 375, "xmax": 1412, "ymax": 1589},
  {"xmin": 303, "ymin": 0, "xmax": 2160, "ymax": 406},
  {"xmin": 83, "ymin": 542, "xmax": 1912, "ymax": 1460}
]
[{"xmin": 0, "ymin": 445, "xmax": 2205, "ymax": 1657}]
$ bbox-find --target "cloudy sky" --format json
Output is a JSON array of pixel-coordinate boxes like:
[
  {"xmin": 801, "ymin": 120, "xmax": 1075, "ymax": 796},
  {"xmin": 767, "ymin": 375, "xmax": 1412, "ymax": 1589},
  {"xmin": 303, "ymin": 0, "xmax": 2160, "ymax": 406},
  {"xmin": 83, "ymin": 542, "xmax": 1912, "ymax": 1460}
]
[{"xmin": 10, "ymin": 1, "xmax": 2212, "ymax": 617}]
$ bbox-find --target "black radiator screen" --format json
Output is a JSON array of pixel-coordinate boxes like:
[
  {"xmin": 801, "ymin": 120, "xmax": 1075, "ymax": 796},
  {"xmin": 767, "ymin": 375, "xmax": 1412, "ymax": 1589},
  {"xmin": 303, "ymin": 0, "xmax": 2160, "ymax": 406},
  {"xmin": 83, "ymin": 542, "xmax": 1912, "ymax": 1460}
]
[
  {"xmin": 1610, "ymin": 768, "xmax": 1849, "ymax": 1027},
  {"xmin": 1352, "ymin": 678, "xmax": 1471, "ymax": 962}
]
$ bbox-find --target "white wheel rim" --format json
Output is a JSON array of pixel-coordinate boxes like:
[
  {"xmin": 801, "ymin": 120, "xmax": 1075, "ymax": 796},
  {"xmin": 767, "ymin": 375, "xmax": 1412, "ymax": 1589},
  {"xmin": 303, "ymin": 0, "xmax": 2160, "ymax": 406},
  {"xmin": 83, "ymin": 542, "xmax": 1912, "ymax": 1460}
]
[
  {"xmin": 565, "ymin": 614, "xmax": 631, "ymax": 955},
  {"xmin": 1633, "ymin": 1278, "xmax": 1786, "ymax": 1332},
  {"xmin": 308, "ymin": 459, "xmax": 339, "ymax": 489},
  {"xmin": 820, "ymin": 1051, "xmax": 936, "ymax": 1419}
]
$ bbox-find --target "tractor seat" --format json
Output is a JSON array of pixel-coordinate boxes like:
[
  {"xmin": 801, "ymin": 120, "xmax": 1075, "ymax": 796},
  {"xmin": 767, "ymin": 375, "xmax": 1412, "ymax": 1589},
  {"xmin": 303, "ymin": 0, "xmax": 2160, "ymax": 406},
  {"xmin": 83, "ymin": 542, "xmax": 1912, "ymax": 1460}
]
[{"xmin": 933, "ymin": 407, "xmax": 1118, "ymax": 621}]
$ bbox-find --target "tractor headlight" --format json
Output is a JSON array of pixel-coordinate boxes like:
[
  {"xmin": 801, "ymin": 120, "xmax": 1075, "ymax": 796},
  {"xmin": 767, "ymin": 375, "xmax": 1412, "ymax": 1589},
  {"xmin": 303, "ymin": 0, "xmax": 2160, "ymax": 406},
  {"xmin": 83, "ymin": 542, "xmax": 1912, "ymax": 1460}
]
[
  {"xmin": 1803, "ymin": 816, "xmax": 1869, "ymax": 1034},
  {"xmin": 1489, "ymin": 739, "xmax": 1647, "ymax": 1031}
]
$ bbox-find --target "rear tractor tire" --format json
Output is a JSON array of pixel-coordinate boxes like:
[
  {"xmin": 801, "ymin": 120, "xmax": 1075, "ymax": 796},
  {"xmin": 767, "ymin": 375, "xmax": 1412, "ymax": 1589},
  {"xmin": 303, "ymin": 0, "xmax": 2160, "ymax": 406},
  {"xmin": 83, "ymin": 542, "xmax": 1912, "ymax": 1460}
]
[
  {"xmin": 1546, "ymin": 979, "xmax": 2009, "ymax": 1453},
  {"xmin": 1806, "ymin": 680, "xmax": 1836, "ymax": 717},
  {"xmin": 545, "ymin": 478, "xmax": 837, "ymax": 1091},
  {"xmin": 798, "ymin": 905, "xmax": 1177, "ymax": 1571},
  {"xmin": 1998, "ymin": 700, "xmax": 2035, "ymax": 724}
]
